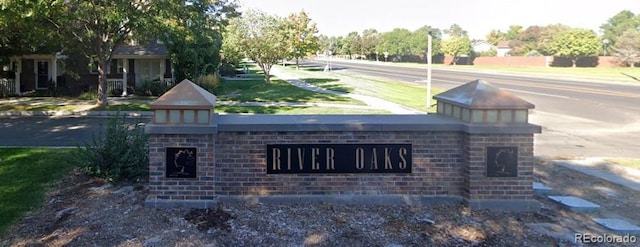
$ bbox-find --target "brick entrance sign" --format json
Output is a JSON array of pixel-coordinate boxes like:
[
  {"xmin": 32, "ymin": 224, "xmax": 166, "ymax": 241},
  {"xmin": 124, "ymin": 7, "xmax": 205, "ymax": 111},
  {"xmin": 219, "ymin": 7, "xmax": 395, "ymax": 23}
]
[{"xmin": 145, "ymin": 79, "xmax": 541, "ymax": 211}]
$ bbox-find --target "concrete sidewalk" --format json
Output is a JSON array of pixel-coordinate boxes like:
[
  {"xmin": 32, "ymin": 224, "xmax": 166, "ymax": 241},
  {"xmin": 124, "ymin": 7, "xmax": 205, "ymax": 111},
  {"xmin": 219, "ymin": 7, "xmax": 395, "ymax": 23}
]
[
  {"xmin": 270, "ymin": 66, "xmax": 425, "ymax": 114},
  {"xmin": 553, "ymin": 158, "xmax": 640, "ymax": 192}
]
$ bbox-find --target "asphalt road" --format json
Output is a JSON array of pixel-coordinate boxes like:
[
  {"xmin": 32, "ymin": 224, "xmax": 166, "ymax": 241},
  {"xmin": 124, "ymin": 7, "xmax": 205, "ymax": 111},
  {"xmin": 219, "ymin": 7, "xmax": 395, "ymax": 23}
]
[
  {"xmin": 303, "ymin": 59, "xmax": 640, "ymax": 159},
  {"xmin": 0, "ymin": 116, "xmax": 149, "ymax": 147}
]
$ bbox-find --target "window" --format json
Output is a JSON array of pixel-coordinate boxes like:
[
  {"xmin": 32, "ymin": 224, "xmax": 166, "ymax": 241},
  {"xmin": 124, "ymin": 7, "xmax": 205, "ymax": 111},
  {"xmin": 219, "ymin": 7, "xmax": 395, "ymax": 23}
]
[
  {"xmin": 91, "ymin": 58, "xmax": 124, "ymax": 74},
  {"xmin": 109, "ymin": 59, "xmax": 124, "ymax": 74},
  {"xmin": 89, "ymin": 57, "xmax": 98, "ymax": 74}
]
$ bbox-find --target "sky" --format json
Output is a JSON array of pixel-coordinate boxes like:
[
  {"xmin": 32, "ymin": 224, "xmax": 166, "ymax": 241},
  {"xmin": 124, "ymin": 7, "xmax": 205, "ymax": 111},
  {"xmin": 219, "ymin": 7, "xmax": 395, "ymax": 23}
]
[{"xmin": 238, "ymin": 0, "xmax": 638, "ymax": 40}]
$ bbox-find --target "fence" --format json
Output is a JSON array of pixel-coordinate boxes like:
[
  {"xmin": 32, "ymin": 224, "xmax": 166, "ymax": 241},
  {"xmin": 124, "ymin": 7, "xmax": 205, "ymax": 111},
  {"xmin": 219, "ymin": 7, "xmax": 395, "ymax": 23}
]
[
  {"xmin": 0, "ymin": 78, "xmax": 16, "ymax": 97},
  {"xmin": 106, "ymin": 79, "xmax": 124, "ymax": 95}
]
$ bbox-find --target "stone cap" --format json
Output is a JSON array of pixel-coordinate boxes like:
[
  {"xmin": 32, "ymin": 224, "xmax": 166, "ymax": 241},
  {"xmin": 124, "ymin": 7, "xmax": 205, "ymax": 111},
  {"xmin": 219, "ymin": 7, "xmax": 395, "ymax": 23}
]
[
  {"xmin": 434, "ymin": 79, "xmax": 534, "ymax": 110},
  {"xmin": 149, "ymin": 79, "xmax": 216, "ymax": 110}
]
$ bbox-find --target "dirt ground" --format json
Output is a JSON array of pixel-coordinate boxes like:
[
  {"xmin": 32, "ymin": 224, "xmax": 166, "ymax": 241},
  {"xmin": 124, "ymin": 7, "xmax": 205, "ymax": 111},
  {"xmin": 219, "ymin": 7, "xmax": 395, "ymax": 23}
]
[{"xmin": 1, "ymin": 159, "xmax": 639, "ymax": 247}]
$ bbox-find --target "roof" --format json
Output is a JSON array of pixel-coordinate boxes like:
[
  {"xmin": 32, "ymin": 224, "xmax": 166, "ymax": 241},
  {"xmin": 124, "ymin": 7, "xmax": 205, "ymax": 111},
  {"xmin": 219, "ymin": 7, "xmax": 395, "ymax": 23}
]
[
  {"xmin": 150, "ymin": 79, "xmax": 217, "ymax": 110},
  {"xmin": 433, "ymin": 79, "xmax": 534, "ymax": 109},
  {"xmin": 496, "ymin": 41, "xmax": 511, "ymax": 48},
  {"xmin": 113, "ymin": 43, "xmax": 168, "ymax": 57}
]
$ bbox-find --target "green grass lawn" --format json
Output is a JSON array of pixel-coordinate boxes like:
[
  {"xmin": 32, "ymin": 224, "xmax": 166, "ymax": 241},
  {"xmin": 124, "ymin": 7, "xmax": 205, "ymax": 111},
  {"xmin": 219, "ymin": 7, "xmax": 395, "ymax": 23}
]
[
  {"xmin": 216, "ymin": 105, "xmax": 388, "ymax": 114},
  {"xmin": 280, "ymin": 66, "xmax": 441, "ymax": 112},
  {"xmin": 0, "ymin": 148, "xmax": 77, "ymax": 236},
  {"xmin": 0, "ymin": 104, "xmax": 82, "ymax": 112},
  {"xmin": 218, "ymin": 77, "xmax": 363, "ymax": 105},
  {"xmin": 607, "ymin": 158, "xmax": 640, "ymax": 169}
]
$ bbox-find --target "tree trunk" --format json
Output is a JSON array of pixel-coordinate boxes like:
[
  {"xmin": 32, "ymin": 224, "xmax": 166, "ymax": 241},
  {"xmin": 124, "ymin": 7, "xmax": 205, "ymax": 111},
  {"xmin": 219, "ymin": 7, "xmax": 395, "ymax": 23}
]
[
  {"xmin": 97, "ymin": 60, "xmax": 109, "ymax": 106},
  {"xmin": 262, "ymin": 65, "xmax": 271, "ymax": 85},
  {"xmin": 572, "ymin": 59, "xmax": 576, "ymax": 67},
  {"xmin": 296, "ymin": 57, "xmax": 299, "ymax": 70}
]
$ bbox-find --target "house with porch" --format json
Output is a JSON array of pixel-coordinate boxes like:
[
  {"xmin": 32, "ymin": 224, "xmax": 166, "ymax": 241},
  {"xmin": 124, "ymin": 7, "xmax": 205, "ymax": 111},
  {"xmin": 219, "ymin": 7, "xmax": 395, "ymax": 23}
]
[
  {"xmin": 496, "ymin": 41, "xmax": 512, "ymax": 57},
  {"xmin": 1, "ymin": 42, "xmax": 173, "ymax": 96}
]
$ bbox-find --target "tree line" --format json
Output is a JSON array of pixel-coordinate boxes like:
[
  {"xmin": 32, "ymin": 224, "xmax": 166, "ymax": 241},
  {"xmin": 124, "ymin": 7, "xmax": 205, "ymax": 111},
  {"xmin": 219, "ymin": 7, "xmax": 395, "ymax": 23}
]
[{"xmin": 319, "ymin": 10, "xmax": 640, "ymax": 67}]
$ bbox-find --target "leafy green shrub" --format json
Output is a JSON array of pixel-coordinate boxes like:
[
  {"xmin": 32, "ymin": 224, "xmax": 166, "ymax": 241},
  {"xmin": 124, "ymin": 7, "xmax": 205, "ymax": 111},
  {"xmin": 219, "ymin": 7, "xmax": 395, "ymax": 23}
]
[
  {"xmin": 135, "ymin": 79, "xmax": 172, "ymax": 96},
  {"xmin": 218, "ymin": 61, "xmax": 237, "ymax": 77},
  {"xmin": 110, "ymin": 88, "xmax": 124, "ymax": 97},
  {"xmin": 196, "ymin": 74, "xmax": 221, "ymax": 94},
  {"xmin": 75, "ymin": 113, "xmax": 148, "ymax": 182},
  {"xmin": 77, "ymin": 87, "xmax": 98, "ymax": 100}
]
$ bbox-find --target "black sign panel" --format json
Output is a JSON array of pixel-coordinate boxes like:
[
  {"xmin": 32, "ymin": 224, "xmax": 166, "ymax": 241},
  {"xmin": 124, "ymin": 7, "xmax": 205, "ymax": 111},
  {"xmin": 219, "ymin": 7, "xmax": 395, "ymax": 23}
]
[
  {"xmin": 166, "ymin": 147, "xmax": 197, "ymax": 178},
  {"xmin": 266, "ymin": 144, "xmax": 412, "ymax": 174},
  {"xmin": 486, "ymin": 146, "xmax": 518, "ymax": 177}
]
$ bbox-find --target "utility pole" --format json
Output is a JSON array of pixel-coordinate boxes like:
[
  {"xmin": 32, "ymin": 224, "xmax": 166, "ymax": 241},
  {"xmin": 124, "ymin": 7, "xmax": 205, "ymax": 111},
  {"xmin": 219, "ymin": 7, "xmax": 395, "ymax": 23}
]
[{"xmin": 426, "ymin": 30, "xmax": 433, "ymax": 109}]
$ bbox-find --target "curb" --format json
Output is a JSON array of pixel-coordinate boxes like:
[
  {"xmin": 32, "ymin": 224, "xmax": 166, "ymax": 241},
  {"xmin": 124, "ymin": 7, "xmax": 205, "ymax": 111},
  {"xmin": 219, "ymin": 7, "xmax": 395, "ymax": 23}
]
[{"xmin": 0, "ymin": 111, "xmax": 153, "ymax": 117}]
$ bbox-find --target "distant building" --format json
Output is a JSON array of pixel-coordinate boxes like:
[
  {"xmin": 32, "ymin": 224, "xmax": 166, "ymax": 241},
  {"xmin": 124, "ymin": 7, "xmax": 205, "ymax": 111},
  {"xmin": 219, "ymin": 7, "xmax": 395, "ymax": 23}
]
[
  {"xmin": 496, "ymin": 41, "xmax": 512, "ymax": 57},
  {"xmin": 472, "ymin": 41, "xmax": 496, "ymax": 54}
]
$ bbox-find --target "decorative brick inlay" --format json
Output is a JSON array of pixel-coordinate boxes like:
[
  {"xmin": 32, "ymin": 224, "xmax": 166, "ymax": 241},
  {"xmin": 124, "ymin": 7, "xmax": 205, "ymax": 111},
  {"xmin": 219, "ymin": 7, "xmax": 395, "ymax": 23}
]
[
  {"xmin": 148, "ymin": 134, "xmax": 216, "ymax": 201},
  {"xmin": 463, "ymin": 133, "xmax": 535, "ymax": 200}
]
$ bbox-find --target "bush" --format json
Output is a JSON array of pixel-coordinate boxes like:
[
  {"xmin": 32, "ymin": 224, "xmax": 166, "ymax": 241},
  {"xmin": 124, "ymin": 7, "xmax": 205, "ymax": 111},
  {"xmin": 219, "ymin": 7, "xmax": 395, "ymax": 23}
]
[
  {"xmin": 135, "ymin": 79, "xmax": 172, "ymax": 96},
  {"xmin": 196, "ymin": 74, "xmax": 221, "ymax": 94},
  {"xmin": 78, "ymin": 87, "xmax": 98, "ymax": 100},
  {"xmin": 218, "ymin": 61, "xmax": 237, "ymax": 77},
  {"xmin": 75, "ymin": 113, "xmax": 148, "ymax": 182},
  {"xmin": 110, "ymin": 88, "xmax": 124, "ymax": 97}
]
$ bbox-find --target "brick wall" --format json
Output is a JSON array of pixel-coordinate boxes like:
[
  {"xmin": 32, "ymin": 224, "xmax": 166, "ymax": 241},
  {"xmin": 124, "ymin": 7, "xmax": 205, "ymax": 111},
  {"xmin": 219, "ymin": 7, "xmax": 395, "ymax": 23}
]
[
  {"xmin": 145, "ymin": 130, "xmax": 538, "ymax": 209},
  {"xmin": 443, "ymin": 55, "xmax": 623, "ymax": 68},
  {"xmin": 213, "ymin": 131, "xmax": 465, "ymax": 197}
]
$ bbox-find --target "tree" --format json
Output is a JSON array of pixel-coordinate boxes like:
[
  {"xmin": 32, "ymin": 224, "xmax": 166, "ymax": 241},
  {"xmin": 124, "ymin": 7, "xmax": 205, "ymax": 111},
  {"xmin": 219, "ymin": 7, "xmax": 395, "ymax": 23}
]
[
  {"xmin": 505, "ymin": 25, "xmax": 523, "ymax": 40},
  {"xmin": 341, "ymin": 31, "xmax": 361, "ymax": 59},
  {"xmin": 509, "ymin": 26, "xmax": 542, "ymax": 56},
  {"xmin": 547, "ymin": 29, "xmax": 600, "ymax": 67},
  {"xmin": 444, "ymin": 24, "xmax": 467, "ymax": 38},
  {"xmin": 600, "ymin": 10, "xmax": 640, "ymax": 51},
  {"xmin": 409, "ymin": 26, "xmax": 441, "ymax": 58},
  {"xmin": 157, "ymin": 0, "xmax": 239, "ymax": 81},
  {"xmin": 537, "ymin": 24, "xmax": 571, "ymax": 55},
  {"xmin": 486, "ymin": 29, "xmax": 506, "ymax": 46},
  {"xmin": 612, "ymin": 28, "xmax": 640, "ymax": 67},
  {"xmin": 43, "ymin": 0, "xmax": 154, "ymax": 106},
  {"xmin": 441, "ymin": 36, "xmax": 471, "ymax": 65},
  {"xmin": 224, "ymin": 10, "xmax": 287, "ymax": 85},
  {"xmin": 0, "ymin": 1, "xmax": 60, "ymax": 64},
  {"xmin": 360, "ymin": 29, "xmax": 380, "ymax": 60},
  {"xmin": 283, "ymin": 10, "xmax": 319, "ymax": 69},
  {"xmin": 377, "ymin": 28, "xmax": 412, "ymax": 59}
]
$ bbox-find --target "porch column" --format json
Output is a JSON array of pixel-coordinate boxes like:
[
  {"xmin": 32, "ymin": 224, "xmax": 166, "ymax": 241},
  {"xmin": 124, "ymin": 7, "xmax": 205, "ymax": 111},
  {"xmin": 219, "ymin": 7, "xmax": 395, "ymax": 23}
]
[
  {"xmin": 15, "ymin": 59, "xmax": 21, "ymax": 95},
  {"xmin": 122, "ymin": 58, "xmax": 128, "ymax": 96},
  {"xmin": 52, "ymin": 56, "xmax": 57, "ymax": 87},
  {"xmin": 159, "ymin": 59, "xmax": 165, "ymax": 83}
]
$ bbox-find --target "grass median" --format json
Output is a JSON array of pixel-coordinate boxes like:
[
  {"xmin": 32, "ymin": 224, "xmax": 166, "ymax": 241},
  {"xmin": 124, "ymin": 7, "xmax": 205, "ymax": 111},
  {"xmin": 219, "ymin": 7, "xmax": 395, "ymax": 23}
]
[
  {"xmin": 0, "ymin": 148, "xmax": 77, "ymax": 236},
  {"xmin": 280, "ymin": 65, "xmax": 441, "ymax": 113}
]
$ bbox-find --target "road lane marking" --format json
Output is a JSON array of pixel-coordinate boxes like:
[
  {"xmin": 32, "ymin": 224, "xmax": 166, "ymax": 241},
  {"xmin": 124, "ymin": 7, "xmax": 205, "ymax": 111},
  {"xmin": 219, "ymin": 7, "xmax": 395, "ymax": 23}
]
[{"xmin": 504, "ymin": 88, "xmax": 571, "ymax": 99}]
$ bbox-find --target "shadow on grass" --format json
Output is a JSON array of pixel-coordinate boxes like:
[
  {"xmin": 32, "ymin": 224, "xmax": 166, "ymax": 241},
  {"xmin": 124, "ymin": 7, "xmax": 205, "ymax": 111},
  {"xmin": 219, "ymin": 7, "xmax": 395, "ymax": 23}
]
[
  {"xmin": 294, "ymin": 63, "xmax": 347, "ymax": 72},
  {"xmin": 90, "ymin": 103, "xmax": 150, "ymax": 112},
  {"xmin": 301, "ymin": 78, "xmax": 354, "ymax": 93},
  {"xmin": 216, "ymin": 105, "xmax": 301, "ymax": 114},
  {"xmin": 0, "ymin": 148, "xmax": 77, "ymax": 236}
]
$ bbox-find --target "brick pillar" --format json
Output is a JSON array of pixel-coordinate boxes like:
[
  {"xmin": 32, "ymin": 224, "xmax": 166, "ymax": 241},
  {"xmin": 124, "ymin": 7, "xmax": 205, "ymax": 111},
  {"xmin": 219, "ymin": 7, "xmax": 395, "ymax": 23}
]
[
  {"xmin": 144, "ymin": 79, "xmax": 218, "ymax": 208},
  {"xmin": 434, "ymin": 79, "xmax": 541, "ymax": 211}
]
